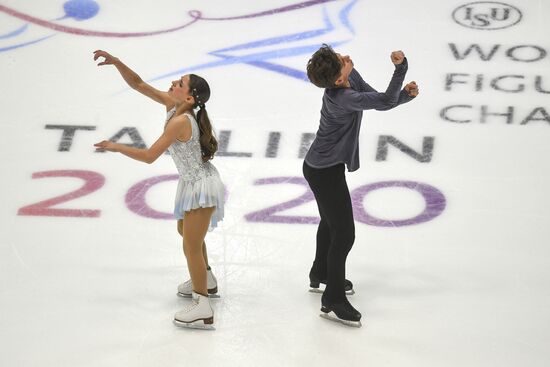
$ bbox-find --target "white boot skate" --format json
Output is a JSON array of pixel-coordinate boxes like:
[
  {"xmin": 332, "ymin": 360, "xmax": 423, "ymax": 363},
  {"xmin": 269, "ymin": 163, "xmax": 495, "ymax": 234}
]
[
  {"xmin": 173, "ymin": 292, "xmax": 215, "ymax": 330},
  {"xmin": 177, "ymin": 269, "xmax": 219, "ymax": 298}
]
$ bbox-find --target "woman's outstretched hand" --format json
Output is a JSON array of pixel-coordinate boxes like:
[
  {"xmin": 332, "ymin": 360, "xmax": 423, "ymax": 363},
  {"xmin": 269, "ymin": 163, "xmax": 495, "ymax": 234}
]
[
  {"xmin": 93, "ymin": 50, "xmax": 119, "ymax": 66},
  {"xmin": 404, "ymin": 81, "xmax": 419, "ymax": 97},
  {"xmin": 94, "ymin": 140, "xmax": 118, "ymax": 152}
]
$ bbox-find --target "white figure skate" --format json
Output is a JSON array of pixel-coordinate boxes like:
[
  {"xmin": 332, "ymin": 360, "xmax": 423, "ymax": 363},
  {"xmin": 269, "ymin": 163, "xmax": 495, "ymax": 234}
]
[
  {"xmin": 173, "ymin": 292, "xmax": 215, "ymax": 330},
  {"xmin": 177, "ymin": 269, "xmax": 220, "ymax": 298}
]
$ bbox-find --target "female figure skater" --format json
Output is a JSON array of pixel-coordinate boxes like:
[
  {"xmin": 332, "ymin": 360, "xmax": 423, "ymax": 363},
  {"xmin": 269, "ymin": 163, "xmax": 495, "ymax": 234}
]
[
  {"xmin": 303, "ymin": 44, "xmax": 419, "ymax": 327},
  {"xmin": 93, "ymin": 50, "xmax": 224, "ymax": 329}
]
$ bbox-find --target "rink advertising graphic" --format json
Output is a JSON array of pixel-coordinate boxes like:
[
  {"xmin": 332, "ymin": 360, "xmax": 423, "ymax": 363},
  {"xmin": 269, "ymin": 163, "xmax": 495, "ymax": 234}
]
[
  {"xmin": 13, "ymin": 1, "xmax": 549, "ymax": 228},
  {"xmin": 444, "ymin": 2, "xmax": 550, "ymax": 125},
  {"xmin": 15, "ymin": 3, "xmax": 548, "ymax": 227},
  {"xmin": 9, "ymin": 0, "xmax": 447, "ymax": 228},
  {"xmin": 16, "ymin": 169, "xmax": 446, "ymax": 228},
  {"xmin": 146, "ymin": 0, "xmax": 358, "ymax": 83},
  {"xmin": 0, "ymin": 0, "xmax": 342, "ymax": 54},
  {"xmin": 1, "ymin": 0, "xmax": 357, "ymax": 81},
  {"xmin": 0, "ymin": 0, "xmax": 101, "ymax": 52},
  {"xmin": 452, "ymin": 1, "xmax": 522, "ymax": 30},
  {"xmin": 442, "ymin": 43, "xmax": 550, "ymax": 125},
  {"xmin": 17, "ymin": 153, "xmax": 446, "ymax": 228}
]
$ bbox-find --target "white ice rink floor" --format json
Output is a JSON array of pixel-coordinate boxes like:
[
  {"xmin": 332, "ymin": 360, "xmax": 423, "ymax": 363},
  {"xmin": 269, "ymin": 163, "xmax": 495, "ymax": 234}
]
[{"xmin": 1, "ymin": 1, "xmax": 549, "ymax": 366}]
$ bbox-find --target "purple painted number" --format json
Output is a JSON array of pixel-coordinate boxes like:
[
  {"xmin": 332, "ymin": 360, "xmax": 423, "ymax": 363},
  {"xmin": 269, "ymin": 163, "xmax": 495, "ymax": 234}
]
[
  {"xmin": 245, "ymin": 177, "xmax": 446, "ymax": 227},
  {"xmin": 125, "ymin": 174, "xmax": 229, "ymax": 219},
  {"xmin": 125, "ymin": 175, "xmax": 179, "ymax": 219},
  {"xmin": 244, "ymin": 177, "xmax": 319, "ymax": 224},
  {"xmin": 351, "ymin": 181, "xmax": 446, "ymax": 227},
  {"xmin": 17, "ymin": 170, "xmax": 105, "ymax": 217}
]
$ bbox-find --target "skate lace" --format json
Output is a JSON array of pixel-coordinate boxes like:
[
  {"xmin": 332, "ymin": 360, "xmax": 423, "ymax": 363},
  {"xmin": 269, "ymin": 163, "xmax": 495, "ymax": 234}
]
[{"xmin": 182, "ymin": 298, "xmax": 199, "ymax": 313}]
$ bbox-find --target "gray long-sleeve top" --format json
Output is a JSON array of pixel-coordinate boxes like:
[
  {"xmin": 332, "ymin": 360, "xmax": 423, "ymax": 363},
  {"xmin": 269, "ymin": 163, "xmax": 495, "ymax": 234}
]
[{"xmin": 305, "ymin": 58, "xmax": 414, "ymax": 172}]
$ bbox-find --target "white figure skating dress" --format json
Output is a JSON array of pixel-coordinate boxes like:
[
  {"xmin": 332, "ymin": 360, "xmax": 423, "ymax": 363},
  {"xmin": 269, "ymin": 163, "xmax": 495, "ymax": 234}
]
[{"xmin": 165, "ymin": 107, "xmax": 224, "ymax": 229}]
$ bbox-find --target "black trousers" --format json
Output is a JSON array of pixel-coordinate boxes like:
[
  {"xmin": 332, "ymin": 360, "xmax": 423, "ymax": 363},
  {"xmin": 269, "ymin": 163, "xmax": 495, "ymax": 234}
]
[{"xmin": 303, "ymin": 161, "xmax": 355, "ymax": 302}]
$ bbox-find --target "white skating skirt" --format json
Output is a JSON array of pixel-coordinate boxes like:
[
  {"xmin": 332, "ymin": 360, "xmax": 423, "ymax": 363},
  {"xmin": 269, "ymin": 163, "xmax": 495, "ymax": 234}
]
[{"xmin": 173, "ymin": 174, "xmax": 225, "ymax": 231}]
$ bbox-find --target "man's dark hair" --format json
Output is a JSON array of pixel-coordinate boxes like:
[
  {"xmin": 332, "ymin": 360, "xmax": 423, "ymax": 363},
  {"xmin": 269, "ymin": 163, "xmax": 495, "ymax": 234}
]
[{"xmin": 306, "ymin": 44, "xmax": 341, "ymax": 89}]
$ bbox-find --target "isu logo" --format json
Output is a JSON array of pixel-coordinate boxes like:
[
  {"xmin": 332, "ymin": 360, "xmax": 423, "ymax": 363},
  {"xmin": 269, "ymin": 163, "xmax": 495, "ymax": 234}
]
[{"xmin": 452, "ymin": 1, "xmax": 522, "ymax": 30}]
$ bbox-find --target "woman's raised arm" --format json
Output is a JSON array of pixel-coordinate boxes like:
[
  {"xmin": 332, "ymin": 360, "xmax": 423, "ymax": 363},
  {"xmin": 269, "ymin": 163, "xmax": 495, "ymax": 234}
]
[{"xmin": 93, "ymin": 50, "xmax": 174, "ymax": 109}]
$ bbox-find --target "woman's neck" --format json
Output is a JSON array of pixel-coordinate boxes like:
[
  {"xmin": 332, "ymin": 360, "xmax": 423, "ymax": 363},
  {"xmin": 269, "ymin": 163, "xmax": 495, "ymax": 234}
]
[{"xmin": 174, "ymin": 103, "xmax": 192, "ymax": 116}]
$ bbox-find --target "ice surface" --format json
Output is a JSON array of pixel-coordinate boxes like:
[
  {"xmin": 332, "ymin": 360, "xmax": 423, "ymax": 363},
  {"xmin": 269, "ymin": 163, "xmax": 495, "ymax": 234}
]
[{"xmin": 1, "ymin": 1, "xmax": 549, "ymax": 366}]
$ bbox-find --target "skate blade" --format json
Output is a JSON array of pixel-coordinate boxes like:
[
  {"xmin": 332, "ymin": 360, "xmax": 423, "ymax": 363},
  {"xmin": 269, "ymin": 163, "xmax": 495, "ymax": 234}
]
[
  {"xmin": 177, "ymin": 292, "xmax": 221, "ymax": 299},
  {"xmin": 308, "ymin": 287, "xmax": 355, "ymax": 296},
  {"xmin": 308, "ymin": 288, "xmax": 324, "ymax": 294},
  {"xmin": 319, "ymin": 312, "xmax": 362, "ymax": 328},
  {"xmin": 173, "ymin": 318, "xmax": 215, "ymax": 330}
]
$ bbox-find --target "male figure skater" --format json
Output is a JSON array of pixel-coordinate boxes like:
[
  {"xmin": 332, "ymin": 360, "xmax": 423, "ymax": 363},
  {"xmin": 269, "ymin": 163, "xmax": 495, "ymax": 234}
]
[{"xmin": 303, "ymin": 44, "xmax": 419, "ymax": 327}]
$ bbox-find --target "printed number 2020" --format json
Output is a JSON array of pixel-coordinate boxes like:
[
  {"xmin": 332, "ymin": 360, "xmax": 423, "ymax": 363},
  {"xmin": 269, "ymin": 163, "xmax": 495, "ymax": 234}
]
[{"xmin": 17, "ymin": 170, "xmax": 446, "ymax": 227}]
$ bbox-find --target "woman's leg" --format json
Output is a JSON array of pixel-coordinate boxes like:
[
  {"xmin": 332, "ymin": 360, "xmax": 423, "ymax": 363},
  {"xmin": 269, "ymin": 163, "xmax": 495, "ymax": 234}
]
[
  {"xmin": 181, "ymin": 207, "xmax": 215, "ymax": 295},
  {"xmin": 178, "ymin": 219, "xmax": 210, "ymax": 267}
]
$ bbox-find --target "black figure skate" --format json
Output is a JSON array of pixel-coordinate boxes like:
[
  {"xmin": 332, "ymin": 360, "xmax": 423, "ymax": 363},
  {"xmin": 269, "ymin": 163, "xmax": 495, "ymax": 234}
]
[
  {"xmin": 320, "ymin": 298, "xmax": 362, "ymax": 328},
  {"xmin": 309, "ymin": 273, "xmax": 355, "ymax": 295}
]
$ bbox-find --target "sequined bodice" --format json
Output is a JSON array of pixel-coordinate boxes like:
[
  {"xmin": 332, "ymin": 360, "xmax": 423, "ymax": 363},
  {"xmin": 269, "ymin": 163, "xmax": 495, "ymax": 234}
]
[{"xmin": 165, "ymin": 108, "xmax": 217, "ymax": 182}]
